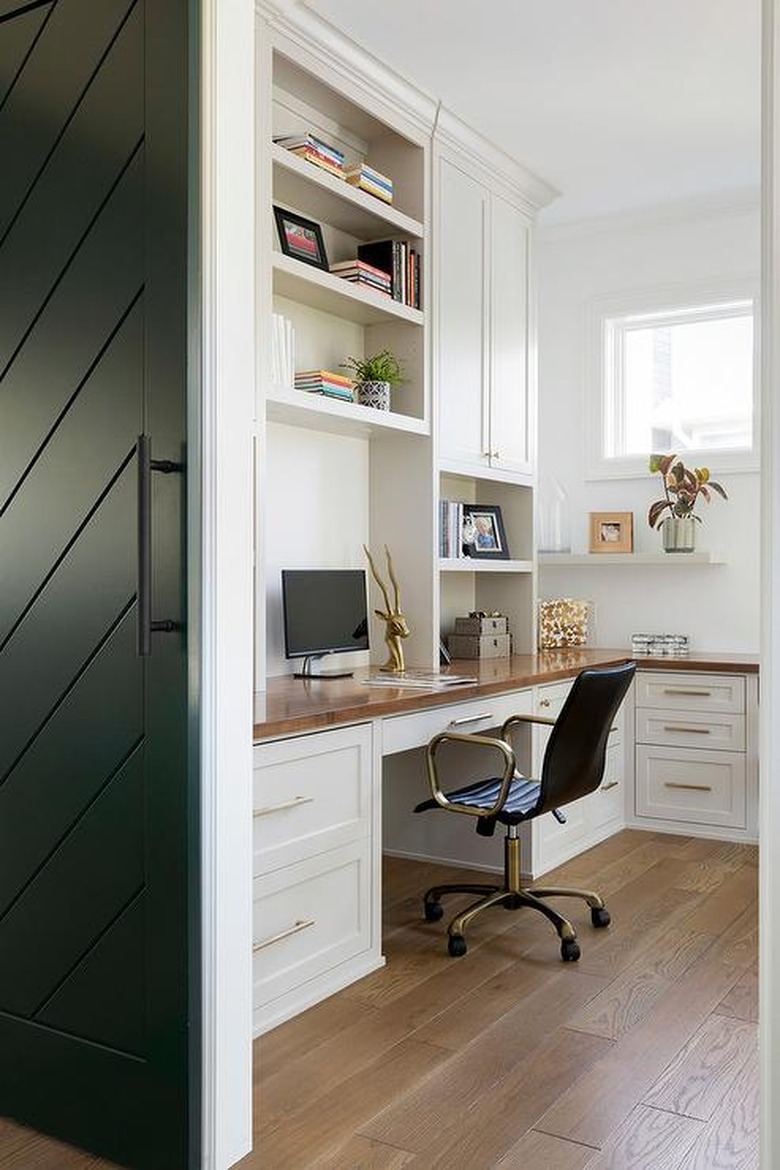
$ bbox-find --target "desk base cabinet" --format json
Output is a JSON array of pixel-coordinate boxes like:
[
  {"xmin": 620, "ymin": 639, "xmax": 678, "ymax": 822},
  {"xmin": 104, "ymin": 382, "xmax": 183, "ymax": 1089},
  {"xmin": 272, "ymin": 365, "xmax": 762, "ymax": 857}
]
[
  {"xmin": 631, "ymin": 670, "xmax": 757, "ymax": 842},
  {"xmin": 252, "ymin": 723, "xmax": 382, "ymax": 1035}
]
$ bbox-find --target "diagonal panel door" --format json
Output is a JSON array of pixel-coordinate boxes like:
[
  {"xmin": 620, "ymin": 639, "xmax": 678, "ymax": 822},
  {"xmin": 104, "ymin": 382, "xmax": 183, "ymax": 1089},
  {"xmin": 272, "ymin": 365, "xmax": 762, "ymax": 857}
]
[{"xmin": 0, "ymin": 1, "xmax": 195, "ymax": 1167}]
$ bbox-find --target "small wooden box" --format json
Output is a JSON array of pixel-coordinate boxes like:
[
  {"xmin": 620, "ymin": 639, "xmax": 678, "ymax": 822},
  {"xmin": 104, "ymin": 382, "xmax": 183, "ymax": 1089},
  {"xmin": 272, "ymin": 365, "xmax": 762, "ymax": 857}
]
[
  {"xmin": 453, "ymin": 615, "xmax": 508, "ymax": 636},
  {"xmin": 448, "ymin": 633, "xmax": 511, "ymax": 659}
]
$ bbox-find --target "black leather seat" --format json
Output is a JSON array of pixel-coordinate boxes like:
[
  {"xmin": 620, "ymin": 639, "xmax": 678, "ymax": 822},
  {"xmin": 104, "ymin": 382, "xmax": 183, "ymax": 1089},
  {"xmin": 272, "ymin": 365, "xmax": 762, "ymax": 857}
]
[{"xmin": 414, "ymin": 662, "xmax": 636, "ymax": 961}]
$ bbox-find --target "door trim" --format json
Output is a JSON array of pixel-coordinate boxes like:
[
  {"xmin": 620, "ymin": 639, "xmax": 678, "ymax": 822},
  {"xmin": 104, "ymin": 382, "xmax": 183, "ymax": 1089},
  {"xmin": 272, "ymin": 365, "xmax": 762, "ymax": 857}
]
[{"xmin": 197, "ymin": 0, "xmax": 255, "ymax": 1165}]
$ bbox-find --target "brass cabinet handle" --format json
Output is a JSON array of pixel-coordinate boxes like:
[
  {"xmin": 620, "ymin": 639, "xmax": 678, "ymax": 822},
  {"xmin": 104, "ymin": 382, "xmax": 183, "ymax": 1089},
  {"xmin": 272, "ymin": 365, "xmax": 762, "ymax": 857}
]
[
  {"xmin": 253, "ymin": 795, "xmax": 314, "ymax": 817},
  {"xmin": 664, "ymin": 781, "xmax": 713, "ymax": 792},
  {"xmin": 662, "ymin": 688, "xmax": 712, "ymax": 697},
  {"xmin": 662, "ymin": 725, "xmax": 712, "ymax": 735},
  {"xmin": 539, "ymin": 698, "xmax": 551, "ymax": 708},
  {"xmin": 600, "ymin": 781, "xmax": 620, "ymax": 792},
  {"xmin": 253, "ymin": 918, "xmax": 315, "ymax": 951},
  {"xmin": 448, "ymin": 712, "xmax": 494, "ymax": 727}
]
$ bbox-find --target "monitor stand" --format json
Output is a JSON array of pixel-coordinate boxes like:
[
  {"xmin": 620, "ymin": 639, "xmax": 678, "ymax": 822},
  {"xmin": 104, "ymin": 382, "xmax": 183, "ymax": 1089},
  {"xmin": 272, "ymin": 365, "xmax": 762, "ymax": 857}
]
[{"xmin": 293, "ymin": 655, "xmax": 354, "ymax": 681}]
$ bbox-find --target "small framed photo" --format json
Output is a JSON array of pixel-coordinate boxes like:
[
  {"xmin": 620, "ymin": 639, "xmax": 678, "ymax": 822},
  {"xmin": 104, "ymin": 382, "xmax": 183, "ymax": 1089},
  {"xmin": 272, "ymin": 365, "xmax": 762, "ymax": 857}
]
[
  {"xmin": 273, "ymin": 206, "xmax": 328, "ymax": 270},
  {"xmin": 462, "ymin": 504, "xmax": 510, "ymax": 560},
  {"xmin": 589, "ymin": 511, "xmax": 634, "ymax": 554}
]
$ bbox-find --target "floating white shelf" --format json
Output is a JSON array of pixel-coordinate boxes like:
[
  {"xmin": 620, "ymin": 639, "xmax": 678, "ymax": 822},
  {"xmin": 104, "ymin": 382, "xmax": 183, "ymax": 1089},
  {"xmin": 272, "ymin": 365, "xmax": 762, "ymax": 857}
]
[
  {"xmin": 272, "ymin": 253, "xmax": 424, "ymax": 326},
  {"xmin": 538, "ymin": 552, "xmax": 725, "ymax": 566},
  {"xmin": 266, "ymin": 385, "xmax": 428, "ymax": 438},
  {"xmin": 272, "ymin": 144, "xmax": 423, "ymax": 240},
  {"xmin": 439, "ymin": 558, "xmax": 534, "ymax": 574}
]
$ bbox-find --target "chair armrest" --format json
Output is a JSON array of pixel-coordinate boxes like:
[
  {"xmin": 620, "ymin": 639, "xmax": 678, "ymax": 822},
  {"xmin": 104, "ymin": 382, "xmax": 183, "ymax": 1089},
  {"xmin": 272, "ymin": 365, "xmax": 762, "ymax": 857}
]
[
  {"xmin": 501, "ymin": 713, "xmax": 557, "ymax": 740},
  {"xmin": 425, "ymin": 731, "xmax": 516, "ymax": 820}
]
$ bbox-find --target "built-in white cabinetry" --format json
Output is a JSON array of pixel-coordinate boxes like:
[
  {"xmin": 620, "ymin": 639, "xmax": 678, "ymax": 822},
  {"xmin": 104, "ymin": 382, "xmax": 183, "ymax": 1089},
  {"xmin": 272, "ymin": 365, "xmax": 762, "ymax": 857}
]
[
  {"xmin": 633, "ymin": 670, "xmax": 757, "ymax": 840},
  {"xmin": 521, "ymin": 680, "xmax": 627, "ymax": 878},
  {"xmin": 252, "ymin": 723, "xmax": 381, "ymax": 1034},
  {"xmin": 435, "ymin": 154, "xmax": 532, "ymax": 480}
]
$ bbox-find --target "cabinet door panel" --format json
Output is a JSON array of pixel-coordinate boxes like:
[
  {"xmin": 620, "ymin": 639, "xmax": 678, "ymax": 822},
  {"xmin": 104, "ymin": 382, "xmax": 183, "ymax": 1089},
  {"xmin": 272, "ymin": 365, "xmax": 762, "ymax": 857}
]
[
  {"xmin": 437, "ymin": 157, "xmax": 487, "ymax": 469},
  {"xmin": 489, "ymin": 194, "xmax": 530, "ymax": 475}
]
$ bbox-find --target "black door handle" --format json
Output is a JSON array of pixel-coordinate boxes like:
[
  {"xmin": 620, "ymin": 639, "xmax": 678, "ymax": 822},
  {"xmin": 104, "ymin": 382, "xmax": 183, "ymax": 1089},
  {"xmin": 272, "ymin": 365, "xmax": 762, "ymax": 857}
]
[{"xmin": 136, "ymin": 434, "xmax": 185, "ymax": 656}]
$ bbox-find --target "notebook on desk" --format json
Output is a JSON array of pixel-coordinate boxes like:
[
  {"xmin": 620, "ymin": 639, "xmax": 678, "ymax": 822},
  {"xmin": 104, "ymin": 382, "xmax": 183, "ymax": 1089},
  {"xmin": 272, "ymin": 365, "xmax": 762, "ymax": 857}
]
[{"xmin": 366, "ymin": 670, "xmax": 478, "ymax": 689}]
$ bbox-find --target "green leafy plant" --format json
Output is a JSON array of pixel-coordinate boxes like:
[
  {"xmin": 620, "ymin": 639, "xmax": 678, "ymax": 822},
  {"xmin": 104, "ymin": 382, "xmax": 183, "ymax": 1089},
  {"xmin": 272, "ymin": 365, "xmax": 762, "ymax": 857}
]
[
  {"xmin": 342, "ymin": 349, "xmax": 405, "ymax": 386},
  {"xmin": 647, "ymin": 453, "xmax": 728, "ymax": 529}
]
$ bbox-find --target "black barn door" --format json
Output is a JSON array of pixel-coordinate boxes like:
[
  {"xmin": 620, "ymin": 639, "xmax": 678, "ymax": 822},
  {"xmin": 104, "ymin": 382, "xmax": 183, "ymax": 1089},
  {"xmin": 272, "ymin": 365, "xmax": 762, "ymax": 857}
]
[{"xmin": 0, "ymin": 2, "xmax": 197, "ymax": 1167}]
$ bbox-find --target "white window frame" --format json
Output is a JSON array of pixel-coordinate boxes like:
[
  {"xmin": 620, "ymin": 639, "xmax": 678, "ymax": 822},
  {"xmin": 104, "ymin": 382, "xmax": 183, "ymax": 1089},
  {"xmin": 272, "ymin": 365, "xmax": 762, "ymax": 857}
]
[{"xmin": 586, "ymin": 278, "xmax": 760, "ymax": 480}]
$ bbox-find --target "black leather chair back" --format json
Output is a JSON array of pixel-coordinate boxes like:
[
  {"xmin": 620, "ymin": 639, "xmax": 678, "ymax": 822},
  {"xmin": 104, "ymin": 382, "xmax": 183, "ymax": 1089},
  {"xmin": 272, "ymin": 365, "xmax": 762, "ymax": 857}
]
[{"xmin": 534, "ymin": 662, "xmax": 636, "ymax": 817}]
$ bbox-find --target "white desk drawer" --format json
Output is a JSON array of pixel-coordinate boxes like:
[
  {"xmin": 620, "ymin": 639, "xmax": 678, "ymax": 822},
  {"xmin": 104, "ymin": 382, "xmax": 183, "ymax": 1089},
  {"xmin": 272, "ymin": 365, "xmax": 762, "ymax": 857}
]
[
  {"xmin": 253, "ymin": 723, "xmax": 371, "ymax": 875},
  {"xmin": 636, "ymin": 745, "xmax": 746, "ymax": 829},
  {"xmin": 635, "ymin": 672, "xmax": 745, "ymax": 714},
  {"xmin": 381, "ymin": 689, "xmax": 532, "ymax": 756},
  {"xmin": 253, "ymin": 840, "xmax": 371, "ymax": 1010},
  {"xmin": 636, "ymin": 709, "xmax": 745, "ymax": 752}
]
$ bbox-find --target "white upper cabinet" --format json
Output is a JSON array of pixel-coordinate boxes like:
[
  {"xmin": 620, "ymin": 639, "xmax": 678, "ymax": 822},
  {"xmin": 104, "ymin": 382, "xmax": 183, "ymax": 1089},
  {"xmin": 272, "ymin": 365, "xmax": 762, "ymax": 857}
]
[{"xmin": 435, "ymin": 149, "xmax": 536, "ymax": 481}]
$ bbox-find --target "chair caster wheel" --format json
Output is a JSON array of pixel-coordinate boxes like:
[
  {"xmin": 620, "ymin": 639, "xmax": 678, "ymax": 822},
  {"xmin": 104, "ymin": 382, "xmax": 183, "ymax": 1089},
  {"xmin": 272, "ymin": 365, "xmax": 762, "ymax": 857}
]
[
  {"xmin": 448, "ymin": 934, "xmax": 467, "ymax": 957},
  {"xmin": 424, "ymin": 901, "xmax": 444, "ymax": 922},
  {"xmin": 591, "ymin": 906, "xmax": 611, "ymax": 928},
  {"xmin": 561, "ymin": 938, "xmax": 581, "ymax": 962}
]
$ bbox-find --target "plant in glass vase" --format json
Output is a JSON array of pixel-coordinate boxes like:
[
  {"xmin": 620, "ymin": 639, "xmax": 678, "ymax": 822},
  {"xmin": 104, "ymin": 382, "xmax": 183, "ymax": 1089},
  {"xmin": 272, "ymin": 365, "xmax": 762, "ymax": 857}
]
[
  {"xmin": 647, "ymin": 453, "xmax": 728, "ymax": 553},
  {"xmin": 342, "ymin": 348, "xmax": 405, "ymax": 411}
]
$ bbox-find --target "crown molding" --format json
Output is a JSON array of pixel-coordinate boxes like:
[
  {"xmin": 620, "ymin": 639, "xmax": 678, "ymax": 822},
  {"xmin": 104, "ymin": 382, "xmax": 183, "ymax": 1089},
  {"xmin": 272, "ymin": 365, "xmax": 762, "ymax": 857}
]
[
  {"xmin": 538, "ymin": 187, "xmax": 761, "ymax": 245},
  {"xmin": 434, "ymin": 106, "xmax": 559, "ymax": 216},
  {"xmin": 256, "ymin": 0, "xmax": 438, "ymax": 138}
]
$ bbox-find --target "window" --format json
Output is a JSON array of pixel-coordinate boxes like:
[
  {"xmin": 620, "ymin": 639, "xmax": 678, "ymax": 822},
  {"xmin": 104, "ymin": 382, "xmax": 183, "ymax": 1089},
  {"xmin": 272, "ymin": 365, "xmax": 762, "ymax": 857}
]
[{"xmin": 593, "ymin": 294, "xmax": 757, "ymax": 477}]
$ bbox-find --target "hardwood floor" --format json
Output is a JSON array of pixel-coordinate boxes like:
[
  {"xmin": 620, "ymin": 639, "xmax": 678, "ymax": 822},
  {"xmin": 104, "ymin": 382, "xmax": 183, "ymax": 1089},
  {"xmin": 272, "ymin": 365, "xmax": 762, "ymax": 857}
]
[
  {"xmin": 0, "ymin": 831, "xmax": 758, "ymax": 1169},
  {"xmin": 249, "ymin": 831, "xmax": 759, "ymax": 1170}
]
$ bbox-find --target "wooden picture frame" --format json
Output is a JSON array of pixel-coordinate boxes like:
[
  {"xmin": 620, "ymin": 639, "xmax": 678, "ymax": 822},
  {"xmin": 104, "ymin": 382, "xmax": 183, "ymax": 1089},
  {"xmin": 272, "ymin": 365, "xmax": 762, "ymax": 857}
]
[
  {"xmin": 462, "ymin": 504, "xmax": 510, "ymax": 560},
  {"xmin": 589, "ymin": 511, "xmax": 634, "ymax": 554},
  {"xmin": 273, "ymin": 206, "xmax": 328, "ymax": 270}
]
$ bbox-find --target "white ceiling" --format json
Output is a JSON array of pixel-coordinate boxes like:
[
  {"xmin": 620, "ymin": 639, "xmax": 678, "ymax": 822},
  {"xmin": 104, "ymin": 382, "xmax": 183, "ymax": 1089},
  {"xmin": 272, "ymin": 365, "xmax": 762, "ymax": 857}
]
[{"xmin": 303, "ymin": 0, "xmax": 761, "ymax": 223}]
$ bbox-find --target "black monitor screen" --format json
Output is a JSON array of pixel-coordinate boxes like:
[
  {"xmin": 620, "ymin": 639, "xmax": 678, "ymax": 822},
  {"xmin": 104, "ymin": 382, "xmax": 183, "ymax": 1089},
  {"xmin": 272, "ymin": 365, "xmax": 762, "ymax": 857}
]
[{"xmin": 281, "ymin": 569, "xmax": 369, "ymax": 660}]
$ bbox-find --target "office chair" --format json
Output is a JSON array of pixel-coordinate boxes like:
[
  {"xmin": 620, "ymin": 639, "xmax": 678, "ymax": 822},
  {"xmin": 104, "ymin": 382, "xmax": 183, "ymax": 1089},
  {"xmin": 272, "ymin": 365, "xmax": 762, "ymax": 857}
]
[{"xmin": 414, "ymin": 661, "xmax": 636, "ymax": 961}]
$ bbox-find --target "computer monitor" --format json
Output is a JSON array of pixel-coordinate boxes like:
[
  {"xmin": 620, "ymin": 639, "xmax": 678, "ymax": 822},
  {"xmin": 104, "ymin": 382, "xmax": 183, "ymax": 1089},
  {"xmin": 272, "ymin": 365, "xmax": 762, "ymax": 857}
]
[{"xmin": 281, "ymin": 568, "xmax": 369, "ymax": 678}]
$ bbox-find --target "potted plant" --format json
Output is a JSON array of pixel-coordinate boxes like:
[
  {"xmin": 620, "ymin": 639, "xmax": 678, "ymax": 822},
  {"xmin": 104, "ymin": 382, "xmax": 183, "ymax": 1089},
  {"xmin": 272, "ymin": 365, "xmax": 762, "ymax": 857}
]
[
  {"xmin": 342, "ymin": 349, "xmax": 405, "ymax": 411},
  {"xmin": 648, "ymin": 453, "xmax": 728, "ymax": 552}
]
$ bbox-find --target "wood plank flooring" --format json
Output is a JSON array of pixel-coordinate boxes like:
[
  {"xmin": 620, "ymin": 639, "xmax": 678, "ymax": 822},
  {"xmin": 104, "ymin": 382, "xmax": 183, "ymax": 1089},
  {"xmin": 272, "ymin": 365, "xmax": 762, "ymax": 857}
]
[
  {"xmin": 0, "ymin": 831, "xmax": 758, "ymax": 1169},
  {"xmin": 249, "ymin": 831, "xmax": 758, "ymax": 1170}
]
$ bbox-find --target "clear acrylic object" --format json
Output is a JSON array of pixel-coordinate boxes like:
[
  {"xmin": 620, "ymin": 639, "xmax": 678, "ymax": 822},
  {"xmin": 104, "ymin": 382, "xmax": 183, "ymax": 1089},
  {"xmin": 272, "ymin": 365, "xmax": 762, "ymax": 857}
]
[{"xmin": 538, "ymin": 476, "xmax": 571, "ymax": 553}]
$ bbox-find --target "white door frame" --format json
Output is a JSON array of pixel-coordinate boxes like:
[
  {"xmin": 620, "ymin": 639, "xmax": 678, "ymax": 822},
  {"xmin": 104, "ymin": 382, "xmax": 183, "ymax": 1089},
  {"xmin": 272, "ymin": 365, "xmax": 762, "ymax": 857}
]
[
  {"xmin": 198, "ymin": 0, "xmax": 256, "ymax": 1166},
  {"xmin": 762, "ymin": 2, "xmax": 780, "ymax": 1165}
]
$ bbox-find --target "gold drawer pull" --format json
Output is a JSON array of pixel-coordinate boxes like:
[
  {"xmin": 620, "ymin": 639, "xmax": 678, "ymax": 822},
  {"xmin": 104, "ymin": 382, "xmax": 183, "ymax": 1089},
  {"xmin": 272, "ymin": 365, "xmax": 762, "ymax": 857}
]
[
  {"xmin": 539, "ymin": 699, "xmax": 551, "ymax": 708},
  {"xmin": 662, "ymin": 725, "xmax": 712, "ymax": 735},
  {"xmin": 600, "ymin": 781, "xmax": 620, "ymax": 792},
  {"xmin": 254, "ymin": 918, "xmax": 315, "ymax": 951},
  {"xmin": 662, "ymin": 688, "xmax": 712, "ymax": 697},
  {"xmin": 664, "ymin": 781, "xmax": 713, "ymax": 792},
  {"xmin": 448, "ymin": 712, "xmax": 494, "ymax": 727},
  {"xmin": 610, "ymin": 725, "xmax": 618, "ymax": 733},
  {"xmin": 254, "ymin": 795, "xmax": 314, "ymax": 817}
]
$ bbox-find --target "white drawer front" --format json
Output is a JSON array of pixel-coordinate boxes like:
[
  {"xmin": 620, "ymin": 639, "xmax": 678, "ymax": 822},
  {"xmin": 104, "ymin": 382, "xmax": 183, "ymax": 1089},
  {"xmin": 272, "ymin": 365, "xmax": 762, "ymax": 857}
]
[
  {"xmin": 253, "ymin": 724, "xmax": 371, "ymax": 875},
  {"xmin": 594, "ymin": 741, "xmax": 624, "ymax": 824},
  {"xmin": 636, "ymin": 746, "xmax": 746, "ymax": 829},
  {"xmin": 636, "ymin": 709, "xmax": 745, "ymax": 752},
  {"xmin": 253, "ymin": 841, "xmax": 371, "ymax": 1009},
  {"xmin": 635, "ymin": 672, "xmax": 745, "ymax": 714},
  {"xmin": 381, "ymin": 689, "xmax": 531, "ymax": 756}
]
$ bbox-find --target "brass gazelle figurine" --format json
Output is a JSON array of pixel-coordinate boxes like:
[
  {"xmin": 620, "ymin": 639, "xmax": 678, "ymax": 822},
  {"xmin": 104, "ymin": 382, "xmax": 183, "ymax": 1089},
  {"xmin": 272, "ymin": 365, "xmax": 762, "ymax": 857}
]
[{"xmin": 363, "ymin": 544, "xmax": 410, "ymax": 673}]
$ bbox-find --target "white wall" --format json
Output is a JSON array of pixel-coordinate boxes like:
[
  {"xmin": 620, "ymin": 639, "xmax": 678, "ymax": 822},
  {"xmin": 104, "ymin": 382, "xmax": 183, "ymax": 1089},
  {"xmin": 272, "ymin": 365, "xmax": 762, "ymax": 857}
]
[
  {"xmin": 537, "ymin": 198, "xmax": 761, "ymax": 653},
  {"xmin": 264, "ymin": 422, "xmax": 371, "ymax": 676}
]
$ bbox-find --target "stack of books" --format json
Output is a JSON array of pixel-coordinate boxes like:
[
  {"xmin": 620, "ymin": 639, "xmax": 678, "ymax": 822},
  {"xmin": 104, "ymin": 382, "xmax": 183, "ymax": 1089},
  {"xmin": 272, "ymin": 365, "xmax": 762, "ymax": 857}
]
[
  {"xmin": 294, "ymin": 370, "xmax": 354, "ymax": 402},
  {"xmin": 329, "ymin": 259, "xmax": 392, "ymax": 298},
  {"xmin": 439, "ymin": 498, "xmax": 467, "ymax": 559},
  {"xmin": 357, "ymin": 240, "xmax": 420, "ymax": 308},
  {"xmin": 345, "ymin": 162, "xmax": 393, "ymax": 204},
  {"xmin": 273, "ymin": 133, "xmax": 345, "ymax": 178}
]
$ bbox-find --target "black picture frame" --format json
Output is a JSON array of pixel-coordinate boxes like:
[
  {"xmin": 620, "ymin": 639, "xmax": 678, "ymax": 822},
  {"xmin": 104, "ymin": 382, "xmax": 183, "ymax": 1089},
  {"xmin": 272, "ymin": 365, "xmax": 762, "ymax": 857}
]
[
  {"xmin": 273, "ymin": 206, "xmax": 328, "ymax": 270},
  {"xmin": 462, "ymin": 504, "xmax": 510, "ymax": 560}
]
